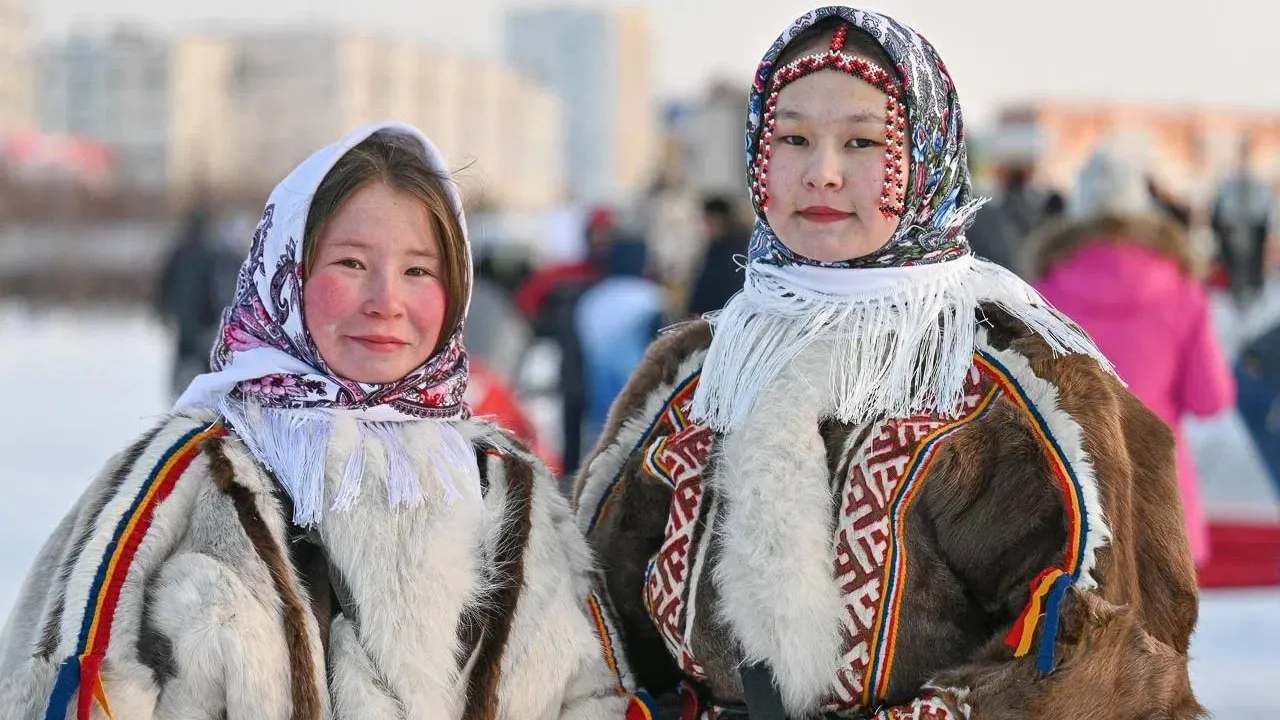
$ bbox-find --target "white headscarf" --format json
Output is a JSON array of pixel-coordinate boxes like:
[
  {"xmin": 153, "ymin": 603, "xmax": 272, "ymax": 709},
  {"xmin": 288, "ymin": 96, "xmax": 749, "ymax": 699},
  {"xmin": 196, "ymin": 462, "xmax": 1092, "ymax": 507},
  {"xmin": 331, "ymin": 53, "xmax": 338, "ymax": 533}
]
[{"xmin": 174, "ymin": 121, "xmax": 479, "ymax": 526}]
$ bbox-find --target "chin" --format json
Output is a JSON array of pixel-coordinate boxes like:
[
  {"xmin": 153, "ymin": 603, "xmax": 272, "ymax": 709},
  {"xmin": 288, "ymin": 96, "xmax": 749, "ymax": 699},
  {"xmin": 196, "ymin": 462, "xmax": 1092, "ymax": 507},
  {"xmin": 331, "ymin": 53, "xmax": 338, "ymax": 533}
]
[{"xmin": 334, "ymin": 362, "xmax": 415, "ymax": 385}]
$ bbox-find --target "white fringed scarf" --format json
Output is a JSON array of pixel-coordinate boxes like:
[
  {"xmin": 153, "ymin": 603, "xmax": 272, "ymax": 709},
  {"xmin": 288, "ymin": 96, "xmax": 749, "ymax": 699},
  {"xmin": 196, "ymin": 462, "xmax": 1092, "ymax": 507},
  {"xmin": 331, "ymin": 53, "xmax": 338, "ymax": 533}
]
[{"xmin": 691, "ymin": 254, "xmax": 1115, "ymax": 433}]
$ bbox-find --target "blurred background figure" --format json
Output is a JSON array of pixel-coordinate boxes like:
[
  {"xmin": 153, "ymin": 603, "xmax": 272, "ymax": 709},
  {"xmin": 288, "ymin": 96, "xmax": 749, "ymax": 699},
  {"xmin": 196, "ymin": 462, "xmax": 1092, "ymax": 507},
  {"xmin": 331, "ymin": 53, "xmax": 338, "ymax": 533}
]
[
  {"xmin": 686, "ymin": 194, "xmax": 748, "ymax": 317},
  {"xmin": 1212, "ymin": 137, "xmax": 1274, "ymax": 308},
  {"xmin": 514, "ymin": 206, "xmax": 613, "ymax": 476},
  {"xmin": 574, "ymin": 235, "xmax": 665, "ymax": 459},
  {"xmin": 1236, "ymin": 325, "xmax": 1280, "ymax": 499},
  {"xmin": 993, "ymin": 161, "xmax": 1048, "ymax": 244},
  {"xmin": 1032, "ymin": 147, "xmax": 1237, "ymax": 568},
  {"xmin": 967, "ymin": 145, "xmax": 1065, "ymax": 276},
  {"xmin": 153, "ymin": 202, "xmax": 244, "ymax": 399},
  {"xmin": 467, "ymin": 249, "xmax": 534, "ymax": 384}
]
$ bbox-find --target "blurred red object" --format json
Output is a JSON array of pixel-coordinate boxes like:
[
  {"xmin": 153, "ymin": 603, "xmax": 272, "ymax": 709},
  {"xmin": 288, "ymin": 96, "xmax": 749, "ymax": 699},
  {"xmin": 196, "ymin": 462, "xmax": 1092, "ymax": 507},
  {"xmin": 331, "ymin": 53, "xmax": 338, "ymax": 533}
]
[
  {"xmin": 513, "ymin": 261, "xmax": 598, "ymax": 320},
  {"xmin": 1207, "ymin": 261, "xmax": 1231, "ymax": 291},
  {"xmin": 1199, "ymin": 520, "xmax": 1280, "ymax": 588},
  {"xmin": 466, "ymin": 359, "xmax": 561, "ymax": 475}
]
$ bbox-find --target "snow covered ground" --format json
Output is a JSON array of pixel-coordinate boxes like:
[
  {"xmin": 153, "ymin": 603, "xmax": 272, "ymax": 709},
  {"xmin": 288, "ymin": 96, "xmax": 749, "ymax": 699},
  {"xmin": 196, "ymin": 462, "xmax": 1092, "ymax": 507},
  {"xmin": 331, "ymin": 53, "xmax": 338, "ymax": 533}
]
[{"xmin": 1, "ymin": 300, "xmax": 1277, "ymax": 714}]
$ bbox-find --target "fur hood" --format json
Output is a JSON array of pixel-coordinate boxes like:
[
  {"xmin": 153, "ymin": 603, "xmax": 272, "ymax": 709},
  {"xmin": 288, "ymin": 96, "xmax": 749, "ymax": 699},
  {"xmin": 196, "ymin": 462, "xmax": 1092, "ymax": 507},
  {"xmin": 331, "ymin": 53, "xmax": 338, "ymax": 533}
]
[{"xmin": 1027, "ymin": 212, "xmax": 1201, "ymax": 281}]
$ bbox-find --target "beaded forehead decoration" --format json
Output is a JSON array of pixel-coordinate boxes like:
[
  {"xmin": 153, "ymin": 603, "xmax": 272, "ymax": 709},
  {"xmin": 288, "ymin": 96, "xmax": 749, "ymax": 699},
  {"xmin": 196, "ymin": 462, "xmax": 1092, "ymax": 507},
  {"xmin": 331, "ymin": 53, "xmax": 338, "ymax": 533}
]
[{"xmin": 751, "ymin": 24, "xmax": 908, "ymax": 218}]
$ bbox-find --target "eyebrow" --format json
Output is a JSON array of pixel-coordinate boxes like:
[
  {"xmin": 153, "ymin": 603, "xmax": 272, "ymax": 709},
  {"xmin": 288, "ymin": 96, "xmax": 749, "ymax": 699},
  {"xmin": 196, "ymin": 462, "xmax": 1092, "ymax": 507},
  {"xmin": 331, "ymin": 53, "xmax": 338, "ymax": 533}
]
[
  {"xmin": 777, "ymin": 109, "xmax": 886, "ymax": 124},
  {"xmin": 327, "ymin": 237, "xmax": 439, "ymax": 258}
]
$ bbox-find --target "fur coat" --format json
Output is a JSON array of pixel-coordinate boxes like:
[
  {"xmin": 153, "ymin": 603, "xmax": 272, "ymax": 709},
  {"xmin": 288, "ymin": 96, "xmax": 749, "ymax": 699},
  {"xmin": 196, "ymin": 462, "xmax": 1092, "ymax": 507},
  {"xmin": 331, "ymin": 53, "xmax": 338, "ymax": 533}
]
[
  {"xmin": 574, "ymin": 308, "xmax": 1203, "ymax": 719},
  {"xmin": 0, "ymin": 410, "xmax": 643, "ymax": 720}
]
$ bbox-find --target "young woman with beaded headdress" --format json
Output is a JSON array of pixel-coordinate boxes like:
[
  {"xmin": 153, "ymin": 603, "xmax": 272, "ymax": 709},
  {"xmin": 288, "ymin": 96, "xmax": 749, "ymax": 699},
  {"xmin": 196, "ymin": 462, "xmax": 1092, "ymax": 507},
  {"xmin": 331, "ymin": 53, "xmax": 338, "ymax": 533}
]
[{"xmin": 574, "ymin": 7, "xmax": 1202, "ymax": 719}]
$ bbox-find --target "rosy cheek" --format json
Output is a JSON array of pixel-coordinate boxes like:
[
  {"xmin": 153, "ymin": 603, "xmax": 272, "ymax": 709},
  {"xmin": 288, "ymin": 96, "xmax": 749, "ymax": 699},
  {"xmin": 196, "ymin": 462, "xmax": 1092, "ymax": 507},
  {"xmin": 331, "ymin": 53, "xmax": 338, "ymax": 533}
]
[
  {"xmin": 303, "ymin": 271, "xmax": 360, "ymax": 336},
  {"xmin": 408, "ymin": 280, "xmax": 449, "ymax": 347}
]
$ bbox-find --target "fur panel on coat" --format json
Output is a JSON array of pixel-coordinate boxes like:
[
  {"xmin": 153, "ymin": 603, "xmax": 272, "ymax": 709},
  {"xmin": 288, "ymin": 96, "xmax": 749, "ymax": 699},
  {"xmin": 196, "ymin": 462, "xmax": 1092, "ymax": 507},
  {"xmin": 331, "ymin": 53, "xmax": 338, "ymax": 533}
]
[
  {"xmin": 0, "ymin": 410, "xmax": 639, "ymax": 720},
  {"xmin": 574, "ymin": 309, "xmax": 1203, "ymax": 720}
]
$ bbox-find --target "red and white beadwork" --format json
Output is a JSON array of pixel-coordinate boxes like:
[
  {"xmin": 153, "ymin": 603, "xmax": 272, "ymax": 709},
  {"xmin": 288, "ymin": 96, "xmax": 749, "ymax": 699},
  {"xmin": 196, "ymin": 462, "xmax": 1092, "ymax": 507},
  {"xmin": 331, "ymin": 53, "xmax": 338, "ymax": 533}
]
[{"xmin": 752, "ymin": 24, "xmax": 908, "ymax": 219}]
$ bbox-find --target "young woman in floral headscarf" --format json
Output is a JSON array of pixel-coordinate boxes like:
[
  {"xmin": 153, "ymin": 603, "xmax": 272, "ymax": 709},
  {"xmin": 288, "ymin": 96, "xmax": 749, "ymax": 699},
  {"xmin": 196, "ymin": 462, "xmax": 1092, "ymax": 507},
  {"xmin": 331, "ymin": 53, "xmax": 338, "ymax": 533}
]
[
  {"xmin": 0, "ymin": 122, "xmax": 652, "ymax": 720},
  {"xmin": 575, "ymin": 8, "xmax": 1202, "ymax": 719}
]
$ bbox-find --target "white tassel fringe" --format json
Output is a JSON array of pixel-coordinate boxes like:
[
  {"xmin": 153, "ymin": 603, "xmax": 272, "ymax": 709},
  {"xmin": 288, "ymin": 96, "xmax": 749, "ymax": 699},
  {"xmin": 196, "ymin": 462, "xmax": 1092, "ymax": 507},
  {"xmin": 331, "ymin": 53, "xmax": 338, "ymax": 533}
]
[
  {"xmin": 691, "ymin": 255, "xmax": 1114, "ymax": 433},
  {"xmin": 219, "ymin": 397, "xmax": 478, "ymax": 527}
]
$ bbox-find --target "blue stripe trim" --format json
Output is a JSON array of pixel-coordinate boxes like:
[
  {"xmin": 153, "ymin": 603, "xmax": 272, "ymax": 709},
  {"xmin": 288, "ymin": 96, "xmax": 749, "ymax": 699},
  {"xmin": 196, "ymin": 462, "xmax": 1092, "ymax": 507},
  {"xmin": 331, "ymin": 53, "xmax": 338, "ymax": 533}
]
[
  {"xmin": 977, "ymin": 350, "xmax": 1089, "ymax": 581},
  {"xmin": 587, "ymin": 372, "xmax": 701, "ymax": 533},
  {"xmin": 1035, "ymin": 573, "xmax": 1073, "ymax": 673},
  {"xmin": 43, "ymin": 656, "xmax": 80, "ymax": 720},
  {"xmin": 71, "ymin": 426, "xmax": 204, "ymax": 653}
]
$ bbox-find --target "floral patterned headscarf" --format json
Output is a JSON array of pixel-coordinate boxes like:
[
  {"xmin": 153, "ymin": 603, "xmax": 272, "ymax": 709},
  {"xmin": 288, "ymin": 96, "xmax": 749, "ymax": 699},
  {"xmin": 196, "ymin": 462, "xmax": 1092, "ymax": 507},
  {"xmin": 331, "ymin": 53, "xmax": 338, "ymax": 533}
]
[
  {"xmin": 176, "ymin": 121, "xmax": 470, "ymax": 422},
  {"xmin": 174, "ymin": 121, "xmax": 477, "ymax": 526},
  {"xmin": 690, "ymin": 7, "xmax": 1112, "ymax": 433},
  {"xmin": 745, "ymin": 6, "xmax": 981, "ymax": 270}
]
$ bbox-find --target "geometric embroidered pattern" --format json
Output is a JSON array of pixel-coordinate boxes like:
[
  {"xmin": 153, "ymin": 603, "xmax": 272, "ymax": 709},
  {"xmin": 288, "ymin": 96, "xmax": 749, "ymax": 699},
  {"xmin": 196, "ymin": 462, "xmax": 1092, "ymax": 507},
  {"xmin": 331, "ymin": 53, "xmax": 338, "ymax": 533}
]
[
  {"xmin": 828, "ymin": 365, "xmax": 995, "ymax": 711},
  {"xmin": 640, "ymin": 352, "xmax": 1087, "ymax": 716},
  {"xmin": 642, "ymin": 374, "xmax": 715, "ymax": 680}
]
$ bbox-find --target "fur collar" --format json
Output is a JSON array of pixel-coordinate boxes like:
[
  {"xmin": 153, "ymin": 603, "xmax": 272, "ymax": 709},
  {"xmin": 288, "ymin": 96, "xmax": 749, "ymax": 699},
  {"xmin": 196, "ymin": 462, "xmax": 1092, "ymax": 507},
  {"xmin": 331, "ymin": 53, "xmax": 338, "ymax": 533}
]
[
  {"xmin": 711, "ymin": 340, "xmax": 845, "ymax": 714},
  {"xmin": 1028, "ymin": 212, "xmax": 1199, "ymax": 281}
]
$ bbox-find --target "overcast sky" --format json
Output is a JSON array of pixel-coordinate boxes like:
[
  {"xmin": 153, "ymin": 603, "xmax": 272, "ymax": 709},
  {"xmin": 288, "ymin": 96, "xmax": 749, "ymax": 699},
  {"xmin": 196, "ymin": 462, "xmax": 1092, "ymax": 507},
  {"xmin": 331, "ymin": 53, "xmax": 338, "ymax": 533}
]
[{"xmin": 34, "ymin": 0, "xmax": 1277, "ymax": 129}]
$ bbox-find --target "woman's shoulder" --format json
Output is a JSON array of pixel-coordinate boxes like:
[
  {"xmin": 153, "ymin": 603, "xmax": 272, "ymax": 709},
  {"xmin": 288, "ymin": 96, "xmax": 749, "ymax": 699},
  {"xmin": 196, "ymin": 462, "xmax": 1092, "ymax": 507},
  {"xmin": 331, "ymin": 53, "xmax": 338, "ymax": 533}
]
[
  {"xmin": 1028, "ymin": 212, "xmax": 1198, "ymax": 280},
  {"xmin": 85, "ymin": 409, "xmax": 227, "ymax": 499}
]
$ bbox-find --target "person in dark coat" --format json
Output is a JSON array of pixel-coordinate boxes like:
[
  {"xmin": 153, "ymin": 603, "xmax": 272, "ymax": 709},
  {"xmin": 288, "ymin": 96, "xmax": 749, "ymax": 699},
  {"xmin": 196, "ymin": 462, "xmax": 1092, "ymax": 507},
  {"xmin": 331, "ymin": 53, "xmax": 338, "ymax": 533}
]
[
  {"xmin": 687, "ymin": 195, "xmax": 749, "ymax": 316},
  {"xmin": 155, "ymin": 204, "xmax": 242, "ymax": 398}
]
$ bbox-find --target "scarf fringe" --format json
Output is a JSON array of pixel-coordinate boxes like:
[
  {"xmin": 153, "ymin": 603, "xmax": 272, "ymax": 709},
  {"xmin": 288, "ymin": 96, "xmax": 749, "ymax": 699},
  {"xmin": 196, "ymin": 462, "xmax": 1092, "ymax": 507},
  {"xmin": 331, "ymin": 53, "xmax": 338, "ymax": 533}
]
[
  {"xmin": 219, "ymin": 398, "xmax": 476, "ymax": 527},
  {"xmin": 691, "ymin": 256, "xmax": 1114, "ymax": 432}
]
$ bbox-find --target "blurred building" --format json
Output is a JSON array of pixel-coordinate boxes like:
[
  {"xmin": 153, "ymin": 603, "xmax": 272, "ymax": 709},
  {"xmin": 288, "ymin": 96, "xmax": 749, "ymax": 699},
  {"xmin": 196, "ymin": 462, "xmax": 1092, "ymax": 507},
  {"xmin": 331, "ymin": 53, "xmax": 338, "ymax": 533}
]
[
  {"xmin": 506, "ymin": 6, "xmax": 656, "ymax": 203},
  {"xmin": 37, "ymin": 23, "xmax": 566, "ymax": 211},
  {"xmin": 36, "ymin": 26, "xmax": 172, "ymax": 192},
  {"xmin": 666, "ymin": 80, "xmax": 749, "ymax": 197},
  {"xmin": 0, "ymin": 0, "xmax": 31, "ymax": 135},
  {"xmin": 168, "ymin": 35, "xmax": 237, "ymax": 203},
  {"xmin": 996, "ymin": 101, "xmax": 1280, "ymax": 201}
]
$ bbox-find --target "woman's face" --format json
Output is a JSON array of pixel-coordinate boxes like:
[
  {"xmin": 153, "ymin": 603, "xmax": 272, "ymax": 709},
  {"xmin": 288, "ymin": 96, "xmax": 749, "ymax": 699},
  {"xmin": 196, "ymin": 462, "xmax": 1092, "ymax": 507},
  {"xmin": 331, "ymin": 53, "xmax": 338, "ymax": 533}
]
[
  {"xmin": 763, "ymin": 69, "xmax": 905, "ymax": 262},
  {"xmin": 303, "ymin": 182, "xmax": 448, "ymax": 384}
]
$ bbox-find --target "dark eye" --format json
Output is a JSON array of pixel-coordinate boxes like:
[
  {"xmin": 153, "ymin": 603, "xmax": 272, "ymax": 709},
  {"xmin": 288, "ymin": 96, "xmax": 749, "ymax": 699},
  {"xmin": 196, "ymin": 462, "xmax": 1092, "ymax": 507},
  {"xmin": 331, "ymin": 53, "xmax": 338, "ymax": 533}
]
[
  {"xmin": 405, "ymin": 267, "xmax": 434, "ymax": 278},
  {"xmin": 847, "ymin": 138, "xmax": 877, "ymax": 149},
  {"xmin": 336, "ymin": 258, "xmax": 364, "ymax": 269},
  {"xmin": 778, "ymin": 135, "xmax": 807, "ymax": 147}
]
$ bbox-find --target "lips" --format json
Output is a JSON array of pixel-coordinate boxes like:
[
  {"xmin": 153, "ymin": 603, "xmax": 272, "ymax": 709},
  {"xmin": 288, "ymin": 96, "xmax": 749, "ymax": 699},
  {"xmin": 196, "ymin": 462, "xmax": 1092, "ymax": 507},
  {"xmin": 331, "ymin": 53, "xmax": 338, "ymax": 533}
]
[
  {"xmin": 797, "ymin": 206, "xmax": 853, "ymax": 223},
  {"xmin": 349, "ymin": 335, "xmax": 408, "ymax": 353}
]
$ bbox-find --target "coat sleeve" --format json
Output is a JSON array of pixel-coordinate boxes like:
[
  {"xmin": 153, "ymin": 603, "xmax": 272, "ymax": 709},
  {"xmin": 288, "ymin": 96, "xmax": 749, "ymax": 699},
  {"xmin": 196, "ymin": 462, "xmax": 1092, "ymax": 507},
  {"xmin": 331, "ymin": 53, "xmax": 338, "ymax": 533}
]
[
  {"xmin": 482, "ymin": 440, "xmax": 656, "ymax": 720},
  {"xmin": 873, "ymin": 347, "xmax": 1203, "ymax": 720},
  {"xmin": 3, "ymin": 418, "xmax": 308, "ymax": 720},
  {"xmin": 571, "ymin": 322, "xmax": 713, "ymax": 704},
  {"xmin": 1175, "ymin": 285, "xmax": 1236, "ymax": 418}
]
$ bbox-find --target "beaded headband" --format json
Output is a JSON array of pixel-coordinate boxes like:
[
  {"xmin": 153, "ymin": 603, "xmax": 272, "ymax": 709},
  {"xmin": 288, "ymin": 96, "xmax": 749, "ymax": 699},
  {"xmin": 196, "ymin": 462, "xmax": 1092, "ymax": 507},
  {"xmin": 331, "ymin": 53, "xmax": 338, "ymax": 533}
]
[{"xmin": 750, "ymin": 24, "xmax": 908, "ymax": 218}]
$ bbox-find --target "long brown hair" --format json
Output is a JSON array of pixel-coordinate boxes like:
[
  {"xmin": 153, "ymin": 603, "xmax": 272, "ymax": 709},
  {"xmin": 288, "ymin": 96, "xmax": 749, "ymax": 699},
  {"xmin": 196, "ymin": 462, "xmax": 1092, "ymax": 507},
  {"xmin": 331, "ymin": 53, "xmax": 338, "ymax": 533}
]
[{"xmin": 303, "ymin": 131, "xmax": 469, "ymax": 355}]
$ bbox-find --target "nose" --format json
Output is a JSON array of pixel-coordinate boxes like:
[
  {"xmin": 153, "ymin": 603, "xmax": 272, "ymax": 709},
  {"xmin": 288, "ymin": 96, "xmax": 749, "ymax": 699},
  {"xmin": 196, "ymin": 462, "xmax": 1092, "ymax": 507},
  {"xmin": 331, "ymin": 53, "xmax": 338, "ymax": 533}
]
[
  {"xmin": 803, "ymin": 143, "xmax": 844, "ymax": 192},
  {"xmin": 361, "ymin": 269, "xmax": 407, "ymax": 318}
]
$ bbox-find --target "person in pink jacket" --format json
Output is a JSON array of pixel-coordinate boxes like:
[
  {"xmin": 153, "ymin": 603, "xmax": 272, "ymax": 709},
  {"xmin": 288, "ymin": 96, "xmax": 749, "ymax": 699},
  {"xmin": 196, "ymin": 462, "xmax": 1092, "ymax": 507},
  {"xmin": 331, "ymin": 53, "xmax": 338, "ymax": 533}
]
[{"xmin": 1032, "ymin": 149, "xmax": 1236, "ymax": 567}]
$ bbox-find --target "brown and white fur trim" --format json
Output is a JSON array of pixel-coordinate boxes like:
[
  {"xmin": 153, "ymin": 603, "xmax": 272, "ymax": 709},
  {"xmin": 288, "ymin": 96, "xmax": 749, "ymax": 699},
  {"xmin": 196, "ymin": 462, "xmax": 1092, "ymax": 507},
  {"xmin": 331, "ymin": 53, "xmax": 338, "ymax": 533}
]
[{"xmin": 1, "ymin": 411, "xmax": 630, "ymax": 720}]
